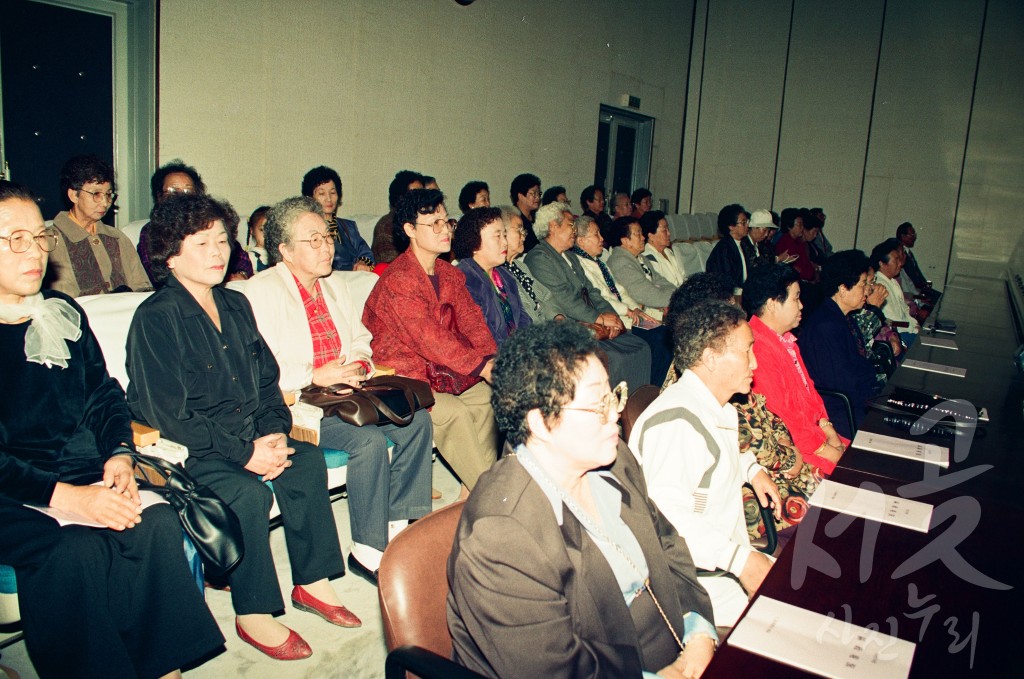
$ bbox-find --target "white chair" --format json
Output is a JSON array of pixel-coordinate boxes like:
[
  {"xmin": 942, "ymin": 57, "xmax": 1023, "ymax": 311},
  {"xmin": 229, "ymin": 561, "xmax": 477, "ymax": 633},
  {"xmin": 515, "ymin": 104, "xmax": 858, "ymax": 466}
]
[
  {"xmin": 694, "ymin": 240, "xmax": 714, "ymax": 268},
  {"xmin": 665, "ymin": 214, "xmax": 689, "ymax": 242},
  {"xmin": 673, "ymin": 242, "xmax": 705, "ymax": 277},
  {"xmin": 121, "ymin": 219, "xmax": 149, "ymax": 250}
]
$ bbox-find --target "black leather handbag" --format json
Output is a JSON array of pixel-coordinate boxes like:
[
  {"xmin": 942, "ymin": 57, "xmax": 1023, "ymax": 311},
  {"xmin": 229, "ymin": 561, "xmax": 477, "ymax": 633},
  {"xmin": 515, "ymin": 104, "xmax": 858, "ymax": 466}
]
[
  {"xmin": 131, "ymin": 453, "xmax": 244, "ymax": 577},
  {"xmin": 301, "ymin": 375, "xmax": 435, "ymax": 427}
]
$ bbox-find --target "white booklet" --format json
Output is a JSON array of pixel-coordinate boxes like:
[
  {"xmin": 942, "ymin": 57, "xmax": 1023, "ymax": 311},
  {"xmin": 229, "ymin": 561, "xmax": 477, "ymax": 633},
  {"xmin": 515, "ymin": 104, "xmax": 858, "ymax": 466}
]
[
  {"xmin": 728, "ymin": 597, "xmax": 916, "ymax": 679},
  {"xmin": 27, "ymin": 487, "xmax": 168, "ymax": 528},
  {"xmin": 918, "ymin": 336, "xmax": 958, "ymax": 350},
  {"xmin": 900, "ymin": 358, "xmax": 966, "ymax": 378},
  {"xmin": 852, "ymin": 430, "xmax": 949, "ymax": 468},
  {"xmin": 808, "ymin": 480, "xmax": 933, "ymax": 532}
]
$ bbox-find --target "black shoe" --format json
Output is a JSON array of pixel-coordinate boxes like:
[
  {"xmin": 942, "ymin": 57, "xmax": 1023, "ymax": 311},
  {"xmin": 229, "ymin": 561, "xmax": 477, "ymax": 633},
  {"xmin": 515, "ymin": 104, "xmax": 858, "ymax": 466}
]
[{"xmin": 347, "ymin": 553, "xmax": 379, "ymax": 586}]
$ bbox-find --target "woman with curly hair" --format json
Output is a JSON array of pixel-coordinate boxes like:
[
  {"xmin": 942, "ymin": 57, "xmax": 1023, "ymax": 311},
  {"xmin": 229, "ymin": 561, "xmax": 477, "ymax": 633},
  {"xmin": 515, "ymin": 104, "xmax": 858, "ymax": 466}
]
[
  {"xmin": 127, "ymin": 193, "xmax": 360, "ymax": 661},
  {"xmin": 448, "ymin": 321, "xmax": 718, "ymax": 678}
]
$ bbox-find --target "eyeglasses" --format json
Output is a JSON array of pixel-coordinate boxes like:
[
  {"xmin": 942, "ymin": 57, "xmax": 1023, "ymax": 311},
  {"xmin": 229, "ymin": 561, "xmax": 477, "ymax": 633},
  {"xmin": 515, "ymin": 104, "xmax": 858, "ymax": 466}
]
[
  {"xmin": 415, "ymin": 218, "xmax": 456, "ymax": 234},
  {"xmin": 78, "ymin": 188, "xmax": 117, "ymax": 203},
  {"xmin": 294, "ymin": 231, "xmax": 337, "ymax": 249},
  {"xmin": 526, "ymin": 189, "xmax": 542, "ymax": 199},
  {"xmin": 562, "ymin": 381, "xmax": 629, "ymax": 425},
  {"xmin": 0, "ymin": 229, "xmax": 59, "ymax": 253},
  {"xmin": 163, "ymin": 186, "xmax": 195, "ymax": 196}
]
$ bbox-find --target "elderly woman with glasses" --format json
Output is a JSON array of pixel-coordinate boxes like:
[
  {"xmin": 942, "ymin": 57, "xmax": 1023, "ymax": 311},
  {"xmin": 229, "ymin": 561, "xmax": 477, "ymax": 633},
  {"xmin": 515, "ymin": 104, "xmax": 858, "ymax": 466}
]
[
  {"xmin": 363, "ymin": 189, "xmax": 498, "ymax": 496},
  {"xmin": 127, "ymin": 193, "xmax": 361, "ymax": 662},
  {"xmin": 46, "ymin": 154, "xmax": 151, "ymax": 297},
  {"xmin": 0, "ymin": 181, "xmax": 224, "ymax": 678},
  {"xmin": 240, "ymin": 196, "xmax": 432, "ymax": 583},
  {"xmin": 448, "ymin": 321, "xmax": 717, "ymax": 678}
]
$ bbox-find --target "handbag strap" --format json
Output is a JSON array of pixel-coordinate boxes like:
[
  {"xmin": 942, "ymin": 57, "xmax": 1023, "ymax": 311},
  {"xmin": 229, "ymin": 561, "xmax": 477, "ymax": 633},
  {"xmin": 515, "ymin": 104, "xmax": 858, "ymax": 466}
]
[{"xmin": 359, "ymin": 383, "xmax": 416, "ymax": 425}]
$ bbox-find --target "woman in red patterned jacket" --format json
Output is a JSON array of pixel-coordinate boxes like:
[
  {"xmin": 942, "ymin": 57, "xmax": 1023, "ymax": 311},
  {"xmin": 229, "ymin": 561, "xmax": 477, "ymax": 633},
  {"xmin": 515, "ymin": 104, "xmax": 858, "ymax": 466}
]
[
  {"xmin": 742, "ymin": 264, "xmax": 847, "ymax": 475},
  {"xmin": 362, "ymin": 189, "xmax": 498, "ymax": 496}
]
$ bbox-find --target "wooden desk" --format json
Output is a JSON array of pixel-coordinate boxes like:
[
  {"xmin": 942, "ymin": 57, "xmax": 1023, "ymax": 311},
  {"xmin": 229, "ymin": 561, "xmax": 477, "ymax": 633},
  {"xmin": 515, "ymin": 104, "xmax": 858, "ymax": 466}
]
[
  {"xmin": 837, "ymin": 276, "xmax": 1024, "ymax": 508},
  {"xmin": 705, "ymin": 467, "xmax": 1022, "ymax": 677},
  {"xmin": 705, "ymin": 276, "xmax": 1022, "ymax": 676}
]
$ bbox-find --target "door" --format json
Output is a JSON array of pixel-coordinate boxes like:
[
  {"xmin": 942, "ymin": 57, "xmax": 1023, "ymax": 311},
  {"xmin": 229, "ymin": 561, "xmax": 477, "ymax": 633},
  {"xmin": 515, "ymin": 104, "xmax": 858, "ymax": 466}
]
[
  {"xmin": 0, "ymin": 0, "xmax": 114, "ymax": 222},
  {"xmin": 594, "ymin": 105, "xmax": 655, "ymax": 199}
]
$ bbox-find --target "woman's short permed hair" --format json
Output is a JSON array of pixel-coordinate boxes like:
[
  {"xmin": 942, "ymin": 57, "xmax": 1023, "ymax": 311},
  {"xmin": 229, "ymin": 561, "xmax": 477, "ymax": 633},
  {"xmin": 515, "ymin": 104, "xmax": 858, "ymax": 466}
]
[
  {"xmin": 492, "ymin": 321, "xmax": 605, "ymax": 447},
  {"xmin": 147, "ymin": 194, "xmax": 236, "ymax": 284},
  {"xmin": 301, "ymin": 166, "xmax": 342, "ymax": 198},
  {"xmin": 458, "ymin": 180, "xmax": 489, "ymax": 214},
  {"xmin": 452, "ymin": 207, "xmax": 503, "ymax": 260},
  {"xmin": 393, "ymin": 189, "xmax": 446, "ymax": 253},
  {"xmin": 671, "ymin": 300, "xmax": 746, "ymax": 372},
  {"xmin": 264, "ymin": 196, "xmax": 324, "ymax": 265},
  {"xmin": 150, "ymin": 160, "xmax": 205, "ymax": 205},
  {"xmin": 820, "ymin": 249, "xmax": 870, "ymax": 298},
  {"xmin": 60, "ymin": 155, "xmax": 115, "ymax": 208},
  {"xmin": 742, "ymin": 263, "xmax": 800, "ymax": 318},
  {"xmin": 665, "ymin": 272, "xmax": 734, "ymax": 335}
]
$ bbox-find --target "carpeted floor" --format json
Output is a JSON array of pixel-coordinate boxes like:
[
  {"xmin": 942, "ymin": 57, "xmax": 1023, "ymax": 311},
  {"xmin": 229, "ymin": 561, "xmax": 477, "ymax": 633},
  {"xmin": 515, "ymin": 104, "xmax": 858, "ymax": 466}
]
[{"xmin": 0, "ymin": 458, "xmax": 462, "ymax": 679}]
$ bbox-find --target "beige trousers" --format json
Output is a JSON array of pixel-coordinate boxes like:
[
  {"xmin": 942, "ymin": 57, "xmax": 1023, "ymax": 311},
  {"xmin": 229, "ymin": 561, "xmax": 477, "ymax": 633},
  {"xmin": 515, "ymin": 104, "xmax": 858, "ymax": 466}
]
[{"xmin": 430, "ymin": 381, "xmax": 499, "ymax": 489}]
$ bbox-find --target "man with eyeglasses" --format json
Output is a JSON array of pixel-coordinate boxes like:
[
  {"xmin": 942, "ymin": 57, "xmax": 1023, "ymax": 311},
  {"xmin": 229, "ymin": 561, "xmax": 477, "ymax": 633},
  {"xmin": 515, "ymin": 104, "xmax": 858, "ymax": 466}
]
[
  {"xmin": 47, "ymin": 155, "xmax": 151, "ymax": 297},
  {"xmin": 510, "ymin": 173, "xmax": 542, "ymax": 253},
  {"xmin": 629, "ymin": 300, "xmax": 782, "ymax": 628}
]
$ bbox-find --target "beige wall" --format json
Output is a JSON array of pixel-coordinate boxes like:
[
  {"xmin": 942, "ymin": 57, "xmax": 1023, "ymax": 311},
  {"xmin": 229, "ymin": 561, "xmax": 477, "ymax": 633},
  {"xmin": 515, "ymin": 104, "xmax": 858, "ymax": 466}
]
[
  {"xmin": 679, "ymin": 0, "xmax": 1024, "ymax": 286},
  {"xmin": 158, "ymin": 0, "xmax": 692, "ymax": 226}
]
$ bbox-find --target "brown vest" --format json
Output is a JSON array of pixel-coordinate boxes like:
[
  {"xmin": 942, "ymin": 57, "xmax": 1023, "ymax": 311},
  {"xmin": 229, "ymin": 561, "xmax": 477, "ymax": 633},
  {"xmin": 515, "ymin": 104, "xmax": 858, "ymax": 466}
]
[{"xmin": 58, "ymin": 230, "xmax": 128, "ymax": 295}]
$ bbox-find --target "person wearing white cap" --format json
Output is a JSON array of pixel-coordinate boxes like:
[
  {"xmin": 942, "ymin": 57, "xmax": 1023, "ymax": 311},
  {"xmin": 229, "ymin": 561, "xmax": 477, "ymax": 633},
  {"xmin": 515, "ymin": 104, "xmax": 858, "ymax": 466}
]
[{"xmin": 748, "ymin": 208, "xmax": 780, "ymax": 267}]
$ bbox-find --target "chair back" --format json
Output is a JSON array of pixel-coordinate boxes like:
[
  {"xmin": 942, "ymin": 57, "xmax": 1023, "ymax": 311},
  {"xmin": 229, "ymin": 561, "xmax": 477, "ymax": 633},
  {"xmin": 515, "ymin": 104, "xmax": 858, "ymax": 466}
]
[
  {"xmin": 379, "ymin": 500, "xmax": 466, "ymax": 657},
  {"xmin": 620, "ymin": 384, "xmax": 662, "ymax": 442}
]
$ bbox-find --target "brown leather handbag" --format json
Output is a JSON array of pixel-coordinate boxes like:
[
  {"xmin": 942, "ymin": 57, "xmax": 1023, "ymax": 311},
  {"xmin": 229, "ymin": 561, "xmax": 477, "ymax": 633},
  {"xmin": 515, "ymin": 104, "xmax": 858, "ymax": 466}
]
[{"xmin": 301, "ymin": 376, "xmax": 435, "ymax": 427}]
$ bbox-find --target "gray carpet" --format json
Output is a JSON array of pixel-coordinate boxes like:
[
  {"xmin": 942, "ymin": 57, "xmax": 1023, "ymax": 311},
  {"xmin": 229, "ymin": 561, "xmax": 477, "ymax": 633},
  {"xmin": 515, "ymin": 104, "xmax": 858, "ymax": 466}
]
[{"xmin": 0, "ymin": 458, "xmax": 462, "ymax": 679}]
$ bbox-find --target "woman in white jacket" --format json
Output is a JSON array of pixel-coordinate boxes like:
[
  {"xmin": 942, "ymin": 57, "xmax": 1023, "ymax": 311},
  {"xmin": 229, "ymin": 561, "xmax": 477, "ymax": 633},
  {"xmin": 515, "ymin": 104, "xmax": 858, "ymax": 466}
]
[{"xmin": 240, "ymin": 196, "xmax": 432, "ymax": 584}]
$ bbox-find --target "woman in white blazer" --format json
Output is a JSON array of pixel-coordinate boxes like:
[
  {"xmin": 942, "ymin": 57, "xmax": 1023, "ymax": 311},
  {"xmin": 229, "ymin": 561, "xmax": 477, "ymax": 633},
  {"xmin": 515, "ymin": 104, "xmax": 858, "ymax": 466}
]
[{"xmin": 241, "ymin": 196, "xmax": 432, "ymax": 584}]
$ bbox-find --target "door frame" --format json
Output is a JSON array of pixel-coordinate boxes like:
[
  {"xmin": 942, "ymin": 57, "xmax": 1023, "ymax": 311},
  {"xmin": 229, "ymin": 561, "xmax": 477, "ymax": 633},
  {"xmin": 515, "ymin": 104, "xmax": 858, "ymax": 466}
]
[
  {"xmin": 0, "ymin": 0, "xmax": 155, "ymax": 224},
  {"xmin": 596, "ymin": 104, "xmax": 655, "ymax": 199}
]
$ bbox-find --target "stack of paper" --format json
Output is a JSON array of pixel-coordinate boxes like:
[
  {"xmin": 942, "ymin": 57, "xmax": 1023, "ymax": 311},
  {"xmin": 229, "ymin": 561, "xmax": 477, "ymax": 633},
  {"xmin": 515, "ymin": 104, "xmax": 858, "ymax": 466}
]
[
  {"xmin": 728, "ymin": 597, "xmax": 916, "ymax": 679},
  {"xmin": 918, "ymin": 336, "xmax": 958, "ymax": 350},
  {"xmin": 808, "ymin": 480, "xmax": 933, "ymax": 532},
  {"xmin": 852, "ymin": 431, "xmax": 949, "ymax": 468},
  {"xmin": 901, "ymin": 359, "xmax": 966, "ymax": 378}
]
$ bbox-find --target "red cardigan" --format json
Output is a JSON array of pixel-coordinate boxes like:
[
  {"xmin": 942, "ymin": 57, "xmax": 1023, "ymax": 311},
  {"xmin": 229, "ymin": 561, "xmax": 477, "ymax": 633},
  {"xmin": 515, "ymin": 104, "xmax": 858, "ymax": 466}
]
[
  {"xmin": 749, "ymin": 315, "xmax": 845, "ymax": 474},
  {"xmin": 362, "ymin": 250, "xmax": 496, "ymax": 382},
  {"xmin": 775, "ymin": 232, "xmax": 815, "ymax": 281}
]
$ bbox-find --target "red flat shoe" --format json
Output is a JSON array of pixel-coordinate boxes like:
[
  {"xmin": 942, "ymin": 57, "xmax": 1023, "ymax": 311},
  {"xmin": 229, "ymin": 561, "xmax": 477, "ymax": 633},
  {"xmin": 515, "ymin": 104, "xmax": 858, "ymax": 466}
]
[
  {"xmin": 235, "ymin": 621, "xmax": 312, "ymax": 660},
  {"xmin": 291, "ymin": 585, "xmax": 362, "ymax": 628}
]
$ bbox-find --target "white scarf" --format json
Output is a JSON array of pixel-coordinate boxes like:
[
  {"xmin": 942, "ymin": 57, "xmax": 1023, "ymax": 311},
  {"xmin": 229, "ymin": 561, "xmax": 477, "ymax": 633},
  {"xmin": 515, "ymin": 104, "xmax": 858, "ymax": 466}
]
[{"xmin": 0, "ymin": 293, "xmax": 82, "ymax": 369}]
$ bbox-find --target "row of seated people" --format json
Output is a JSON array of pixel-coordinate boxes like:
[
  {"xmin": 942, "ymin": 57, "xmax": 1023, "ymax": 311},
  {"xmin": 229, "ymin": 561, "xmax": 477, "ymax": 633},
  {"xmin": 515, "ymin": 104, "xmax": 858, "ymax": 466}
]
[{"xmin": 9, "ymin": 152, "xmax": 927, "ymax": 676}]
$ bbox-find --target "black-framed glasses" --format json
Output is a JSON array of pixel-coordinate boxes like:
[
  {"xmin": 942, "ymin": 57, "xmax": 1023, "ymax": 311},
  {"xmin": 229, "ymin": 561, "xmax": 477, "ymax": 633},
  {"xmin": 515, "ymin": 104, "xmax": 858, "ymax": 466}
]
[
  {"xmin": 562, "ymin": 381, "xmax": 629, "ymax": 425},
  {"xmin": 78, "ymin": 188, "xmax": 117, "ymax": 203},
  {"xmin": 294, "ymin": 231, "xmax": 336, "ymax": 249},
  {"xmin": 415, "ymin": 218, "xmax": 455, "ymax": 234},
  {"xmin": 0, "ymin": 229, "xmax": 59, "ymax": 253}
]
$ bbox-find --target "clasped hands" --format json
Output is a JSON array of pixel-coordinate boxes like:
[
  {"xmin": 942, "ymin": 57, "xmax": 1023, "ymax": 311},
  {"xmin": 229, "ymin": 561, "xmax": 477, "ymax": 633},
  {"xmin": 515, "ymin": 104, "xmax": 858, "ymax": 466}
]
[
  {"xmin": 312, "ymin": 354, "xmax": 369, "ymax": 389},
  {"xmin": 245, "ymin": 432, "xmax": 295, "ymax": 481},
  {"xmin": 49, "ymin": 453, "xmax": 142, "ymax": 531},
  {"xmin": 595, "ymin": 312, "xmax": 625, "ymax": 339}
]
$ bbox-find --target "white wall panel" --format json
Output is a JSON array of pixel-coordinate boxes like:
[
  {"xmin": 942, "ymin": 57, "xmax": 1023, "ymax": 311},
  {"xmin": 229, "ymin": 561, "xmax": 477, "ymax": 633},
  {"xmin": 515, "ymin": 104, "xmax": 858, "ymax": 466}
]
[
  {"xmin": 857, "ymin": 0, "xmax": 985, "ymax": 286},
  {"xmin": 158, "ymin": 0, "xmax": 692, "ymax": 222},
  {"xmin": 773, "ymin": 0, "xmax": 883, "ymax": 250},
  {"xmin": 689, "ymin": 0, "xmax": 792, "ymax": 214},
  {"xmin": 952, "ymin": 0, "xmax": 1024, "ymax": 280}
]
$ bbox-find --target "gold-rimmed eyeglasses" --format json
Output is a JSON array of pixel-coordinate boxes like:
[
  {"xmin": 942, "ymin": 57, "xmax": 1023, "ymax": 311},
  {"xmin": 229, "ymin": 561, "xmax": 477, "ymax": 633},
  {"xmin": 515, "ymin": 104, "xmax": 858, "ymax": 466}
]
[
  {"xmin": 562, "ymin": 381, "xmax": 629, "ymax": 425},
  {"xmin": 415, "ymin": 218, "xmax": 456, "ymax": 234},
  {"xmin": 78, "ymin": 188, "xmax": 117, "ymax": 204},
  {"xmin": 0, "ymin": 229, "xmax": 59, "ymax": 253},
  {"xmin": 294, "ymin": 230, "xmax": 337, "ymax": 249}
]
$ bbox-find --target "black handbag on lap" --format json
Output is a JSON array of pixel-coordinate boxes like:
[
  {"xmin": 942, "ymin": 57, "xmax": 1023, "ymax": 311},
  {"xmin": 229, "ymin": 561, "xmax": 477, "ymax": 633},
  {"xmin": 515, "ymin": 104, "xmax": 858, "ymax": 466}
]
[
  {"xmin": 131, "ymin": 453, "xmax": 244, "ymax": 577},
  {"xmin": 301, "ymin": 375, "xmax": 435, "ymax": 427}
]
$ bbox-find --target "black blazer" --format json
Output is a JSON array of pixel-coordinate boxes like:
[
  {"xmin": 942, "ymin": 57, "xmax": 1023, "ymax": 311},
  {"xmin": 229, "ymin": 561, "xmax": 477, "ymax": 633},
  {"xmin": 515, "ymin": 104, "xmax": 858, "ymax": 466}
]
[
  {"xmin": 447, "ymin": 441, "xmax": 713, "ymax": 678},
  {"xmin": 705, "ymin": 237, "xmax": 751, "ymax": 289}
]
